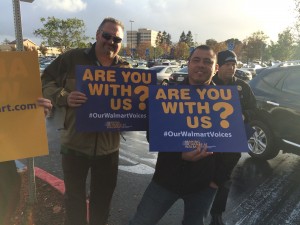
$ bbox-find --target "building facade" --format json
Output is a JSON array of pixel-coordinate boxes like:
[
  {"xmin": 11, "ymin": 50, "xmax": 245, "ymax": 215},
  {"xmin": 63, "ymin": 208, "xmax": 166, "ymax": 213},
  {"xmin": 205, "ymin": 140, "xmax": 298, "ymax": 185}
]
[
  {"xmin": 2, "ymin": 39, "xmax": 61, "ymax": 57},
  {"xmin": 9, "ymin": 39, "xmax": 38, "ymax": 51},
  {"xmin": 127, "ymin": 28, "xmax": 158, "ymax": 49}
]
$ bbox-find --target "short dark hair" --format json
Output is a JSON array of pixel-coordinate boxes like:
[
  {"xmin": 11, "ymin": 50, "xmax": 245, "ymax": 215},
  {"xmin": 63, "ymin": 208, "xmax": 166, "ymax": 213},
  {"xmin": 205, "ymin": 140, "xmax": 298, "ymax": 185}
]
[
  {"xmin": 188, "ymin": 45, "xmax": 216, "ymax": 61},
  {"xmin": 97, "ymin": 17, "xmax": 124, "ymax": 32}
]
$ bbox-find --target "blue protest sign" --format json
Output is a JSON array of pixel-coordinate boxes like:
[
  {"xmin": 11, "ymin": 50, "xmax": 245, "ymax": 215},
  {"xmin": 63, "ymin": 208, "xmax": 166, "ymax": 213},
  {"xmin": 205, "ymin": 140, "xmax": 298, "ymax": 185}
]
[
  {"xmin": 76, "ymin": 66, "xmax": 157, "ymax": 131},
  {"xmin": 149, "ymin": 85, "xmax": 248, "ymax": 152}
]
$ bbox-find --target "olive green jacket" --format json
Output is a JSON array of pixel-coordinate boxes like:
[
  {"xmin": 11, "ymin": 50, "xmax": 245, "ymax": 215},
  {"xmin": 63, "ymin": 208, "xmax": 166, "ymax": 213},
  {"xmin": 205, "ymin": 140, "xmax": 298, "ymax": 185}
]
[{"xmin": 41, "ymin": 43, "xmax": 131, "ymax": 156}]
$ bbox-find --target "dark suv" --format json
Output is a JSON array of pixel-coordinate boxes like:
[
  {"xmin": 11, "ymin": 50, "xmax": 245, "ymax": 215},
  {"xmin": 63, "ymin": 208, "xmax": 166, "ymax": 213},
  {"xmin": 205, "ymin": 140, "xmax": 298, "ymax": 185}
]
[{"xmin": 248, "ymin": 65, "xmax": 300, "ymax": 160}]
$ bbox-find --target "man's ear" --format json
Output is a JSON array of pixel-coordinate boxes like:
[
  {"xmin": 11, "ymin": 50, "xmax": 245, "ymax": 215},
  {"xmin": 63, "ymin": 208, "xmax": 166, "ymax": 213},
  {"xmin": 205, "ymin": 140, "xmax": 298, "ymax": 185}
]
[{"xmin": 214, "ymin": 64, "xmax": 219, "ymax": 74}]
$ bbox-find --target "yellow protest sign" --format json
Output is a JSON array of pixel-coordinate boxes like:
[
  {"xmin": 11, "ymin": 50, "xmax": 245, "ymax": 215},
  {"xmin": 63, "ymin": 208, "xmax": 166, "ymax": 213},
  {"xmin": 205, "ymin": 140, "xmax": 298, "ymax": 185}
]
[{"xmin": 0, "ymin": 51, "xmax": 48, "ymax": 162}]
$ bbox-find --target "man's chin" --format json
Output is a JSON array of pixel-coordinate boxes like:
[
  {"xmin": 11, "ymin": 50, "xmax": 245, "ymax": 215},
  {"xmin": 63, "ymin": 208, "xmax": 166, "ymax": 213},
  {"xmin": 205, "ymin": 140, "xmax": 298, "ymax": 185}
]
[
  {"xmin": 105, "ymin": 50, "xmax": 116, "ymax": 58},
  {"xmin": 189, "ymin": 78, "xmax": 205, "ymax": 85}
]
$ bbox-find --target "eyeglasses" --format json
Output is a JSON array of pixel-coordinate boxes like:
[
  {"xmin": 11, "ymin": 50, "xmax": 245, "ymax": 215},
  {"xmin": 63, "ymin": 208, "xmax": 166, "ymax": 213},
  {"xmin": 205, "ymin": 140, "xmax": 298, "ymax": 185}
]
[{"xmin": 101, "ymin": 30, "xmax": 122, "ymax": 43}]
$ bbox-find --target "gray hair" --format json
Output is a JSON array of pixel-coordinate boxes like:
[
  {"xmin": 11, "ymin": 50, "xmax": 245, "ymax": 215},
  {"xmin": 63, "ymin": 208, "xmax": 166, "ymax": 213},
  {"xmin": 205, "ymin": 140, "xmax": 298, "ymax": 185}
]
[{"xmin": 97, "ymin": 17, "xmax": 124, "ymax": 32}]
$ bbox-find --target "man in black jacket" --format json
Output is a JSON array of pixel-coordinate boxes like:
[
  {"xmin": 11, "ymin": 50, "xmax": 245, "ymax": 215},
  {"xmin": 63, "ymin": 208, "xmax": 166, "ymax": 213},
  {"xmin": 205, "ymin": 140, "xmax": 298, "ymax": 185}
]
[
  {"xmin": 209, "ymin": 50, "xmax": 257, "ymax": 225},
  {"xmin": 129, "ymin": 45, "xmax": 244, "ymax": 225}
]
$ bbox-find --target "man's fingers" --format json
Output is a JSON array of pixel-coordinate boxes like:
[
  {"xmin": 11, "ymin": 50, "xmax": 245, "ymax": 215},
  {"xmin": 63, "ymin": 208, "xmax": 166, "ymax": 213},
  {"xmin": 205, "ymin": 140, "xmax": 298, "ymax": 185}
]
[{"xmin": 67, "ymin": 91, "xmax": 87, "ymax": 107}]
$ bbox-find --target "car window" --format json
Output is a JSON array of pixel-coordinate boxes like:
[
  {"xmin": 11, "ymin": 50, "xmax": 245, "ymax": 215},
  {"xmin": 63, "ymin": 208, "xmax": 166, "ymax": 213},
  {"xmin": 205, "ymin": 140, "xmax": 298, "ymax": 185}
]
[
  {"xmin": 282, "ymin": 72, "xmax": 300, "ymax": 95},
  {"xmin": 179, "ymin": 66, "xmax": 188, "ymax": 73},
  {"xmin": 149, "ymin": 67, "xmax": 163, "ymax": 72},
  {"xmin": 262, "ymin": 70, "xmax": 284, "ymax": 87},
  {"xmin": 165, "ymin": 68, "xmax": 173, "ymax": 73}
]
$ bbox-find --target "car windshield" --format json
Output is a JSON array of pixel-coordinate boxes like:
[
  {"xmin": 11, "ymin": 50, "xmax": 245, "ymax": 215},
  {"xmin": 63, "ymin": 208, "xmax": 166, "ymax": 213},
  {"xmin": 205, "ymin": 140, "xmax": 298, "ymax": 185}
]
[{"xmin": 149, "ymin": 66, "xmax": 165, "ymax": 72}]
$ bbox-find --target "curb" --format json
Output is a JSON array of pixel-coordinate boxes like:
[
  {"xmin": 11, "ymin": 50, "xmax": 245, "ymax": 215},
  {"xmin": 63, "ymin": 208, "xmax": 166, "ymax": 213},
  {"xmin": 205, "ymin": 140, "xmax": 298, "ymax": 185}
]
[
  {"xmin": 34, "ymin": 167, "xmax": 65, "ymax": 194},
  {"xmin": 16, "ymin": 160, "xmax": 65, "ymax": 195}
]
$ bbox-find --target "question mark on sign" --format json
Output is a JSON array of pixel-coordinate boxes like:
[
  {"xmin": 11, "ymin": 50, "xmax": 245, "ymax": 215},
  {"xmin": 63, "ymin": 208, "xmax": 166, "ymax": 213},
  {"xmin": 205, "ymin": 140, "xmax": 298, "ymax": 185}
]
[
  {"xmin": 134, "ymin": 86, "xmax": 148, "ymax": 110},
  {"xmin": 212, "ymin": 102, "xmax": 234, "ymax": 128}
]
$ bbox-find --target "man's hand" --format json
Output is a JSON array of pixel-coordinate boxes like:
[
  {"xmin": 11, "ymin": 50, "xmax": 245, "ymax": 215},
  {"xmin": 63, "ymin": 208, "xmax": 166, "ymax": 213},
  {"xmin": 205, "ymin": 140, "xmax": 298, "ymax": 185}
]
[
  {"xmin": 37, "ymin": 97, "xmax": 52, "ymax": 116},
  {"xmin": 67, "ymin": 91, "xmax": 88, "ymax": 107},
  {"xmin": 181, "ymin": 143, "xmax": 213, "ymax": 162}
]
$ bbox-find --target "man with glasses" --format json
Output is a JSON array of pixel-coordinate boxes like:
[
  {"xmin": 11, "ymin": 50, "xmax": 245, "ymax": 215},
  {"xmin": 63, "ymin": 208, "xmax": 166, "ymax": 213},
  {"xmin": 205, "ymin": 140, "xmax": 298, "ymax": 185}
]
[{"xmin": 41, "ymin": 17, "xmax": 131, "ymax": 225}]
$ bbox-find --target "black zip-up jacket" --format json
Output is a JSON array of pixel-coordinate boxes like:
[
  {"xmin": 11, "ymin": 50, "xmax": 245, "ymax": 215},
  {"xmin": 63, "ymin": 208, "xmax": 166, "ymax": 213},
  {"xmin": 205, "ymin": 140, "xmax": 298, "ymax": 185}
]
[
  {"xmin": 211, "ymin": 74, "xmax": 257, "ymax": 185},
  {"xmin": 212, "ymin": 74, "xmax": 257, "ymax": 123},
  {"xmin": 150, "ymin": 78, "xmax": 243, "ymax": 195}
]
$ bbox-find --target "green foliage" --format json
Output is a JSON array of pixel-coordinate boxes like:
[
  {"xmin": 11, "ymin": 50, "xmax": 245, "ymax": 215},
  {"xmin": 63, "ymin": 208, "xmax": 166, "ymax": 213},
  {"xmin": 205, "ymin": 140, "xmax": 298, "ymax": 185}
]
[
  {"xmin": 174, "ymin": 42, "xmax": 189, "ymax": 59},
  {"xmin": 242, "ymin": 31, "xmax": 269, "ymax": 62},
  {"xmin": 179, "ymin": 31, "xmax": 186, "ymax": 43},
  {"xmin": 179, "ymin": 31, "xmax": 194, "ymax": 47},
  {"xmin": 270, "ymin": 28, "xmax": 295, "ymax": 61},
  {"xmin": 155, "ymin": 30, "xmax": 172, "ymax": 47},
  {"xmin": 33, "ymin": 16, "xmax": 90, "ymax": 52},
  {"xmin": 186, "ymin": 31, "xmax": 193, "ymax": 47},
  {"xmin": 39, "ymin": 44, "xmax": 48, "ymax": 56}
]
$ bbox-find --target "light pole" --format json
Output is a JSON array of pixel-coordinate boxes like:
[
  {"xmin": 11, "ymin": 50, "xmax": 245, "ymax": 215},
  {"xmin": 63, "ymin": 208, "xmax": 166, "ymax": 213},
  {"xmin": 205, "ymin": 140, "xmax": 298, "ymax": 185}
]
[
  {"xmin": 129, "ymin": 20, "xmax": 134, "ymax": 58},
  {"xmin": 12, "ymin": 0, "xmax": 36, "ymax": 203},
  {"xmin": 13, "ymin": 0, "xmax": 34, "ymax": 50}
]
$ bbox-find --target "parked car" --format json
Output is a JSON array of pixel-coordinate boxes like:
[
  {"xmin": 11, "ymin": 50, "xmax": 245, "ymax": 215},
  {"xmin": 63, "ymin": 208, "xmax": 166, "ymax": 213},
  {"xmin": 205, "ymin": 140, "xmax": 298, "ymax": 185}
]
[
  {"xmin": 149, "ymin": 65, "xmax": 179, "ymax": 84},
  {"xmin": 241, "ymin": 64, "xmax": 264, "ymax": 77},
  {"xmin": 234, "ymin": 68, "xmax": 252, "ymax": 81},
  {"xmin": 256, "ymin": 60, "xmax": 300, "ymax": 76},
  {"xmin": 39, "ymin": 62, "xmax": 51, "ymax": 75},
  {"xmin": 248, "ymin": 65, "xmax": 300, "ymax": 160},
  {"xmin": 169, "ymin": 66, "xmax": 188, "ymax": 84}
]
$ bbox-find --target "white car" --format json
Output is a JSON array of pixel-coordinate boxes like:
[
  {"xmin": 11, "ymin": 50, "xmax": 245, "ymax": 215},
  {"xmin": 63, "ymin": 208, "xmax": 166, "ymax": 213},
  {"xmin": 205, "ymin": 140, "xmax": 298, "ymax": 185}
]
[{"xmin": 149, "ymin": 65, "xmax": 179, "ymax": 84}]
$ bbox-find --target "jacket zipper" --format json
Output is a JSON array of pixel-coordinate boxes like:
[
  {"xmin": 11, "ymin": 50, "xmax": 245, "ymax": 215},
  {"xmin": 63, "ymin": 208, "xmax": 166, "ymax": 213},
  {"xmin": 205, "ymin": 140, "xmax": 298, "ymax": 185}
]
[{"xmin": 93, "ymin": 133, "xmax": 98, "ymax": 157}]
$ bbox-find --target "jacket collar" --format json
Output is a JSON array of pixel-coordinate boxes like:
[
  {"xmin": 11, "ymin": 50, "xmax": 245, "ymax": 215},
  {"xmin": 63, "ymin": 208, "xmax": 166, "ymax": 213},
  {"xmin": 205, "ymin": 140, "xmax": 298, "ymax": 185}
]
[{"xmin": 213, "ymin": 73, "xmax": 237, "ymax": 85}]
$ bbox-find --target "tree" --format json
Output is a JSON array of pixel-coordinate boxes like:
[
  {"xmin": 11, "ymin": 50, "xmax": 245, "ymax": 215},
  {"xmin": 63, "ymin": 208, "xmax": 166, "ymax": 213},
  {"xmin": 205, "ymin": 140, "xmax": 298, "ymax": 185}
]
[
  {"xmin": 156, "ymin": 30, "xmax": 172, "ymax": 47},
  {"xmin": 186, "ymin": 31, "xmax": 194, "ymax": 47},
  {"xmin": 136, "ymin": 42, "xmax": 151, "ymax": 59},
  {"xmin": 174, "ymin": 42, "xmax": 189, "ymax": 59},
  {"xmin": 179, "ymin": 31, "xmax": 186, "ymax": 43},
  {"xmin": 2, "ymin": 38, "xmax": 11, "ymax": 44},
  {"xmin": 162, "ymin": 31, "xmax": 168, "ymax": 44},
  {"xmin": 242, "ymin": 31, "xmax": 269, "ymax": 63},
  {"xmin": 270, "ymin": 28, "xmax": 295, "ymax": 61},
  {"xmin": 39, "ymin": 44, "xmax": 48, "ymax": 56},
  {"xmin": 33, "ymin": 16, "xmax": 90, "ymax": 52},
  {"xmin": 155, "ymin": 31, "xmax": 162, "ymax": 46},
  {"xmin": 292, "ymin": 0, "xmax": 300, "ymax": 58},
  {"xmin": 205, "ymin": 39, "xmax": 226, "ymax": 53},
  {"xmin": 225, "ymin": 38, "xmax": 243, "ymax": 60},
  {"xmin": 205, "ymin": 39, "xmax": 218, "ymax": 48},
  {"xmin": 166, "ymin": 33, "xmax": 172, "ymax": 46}
]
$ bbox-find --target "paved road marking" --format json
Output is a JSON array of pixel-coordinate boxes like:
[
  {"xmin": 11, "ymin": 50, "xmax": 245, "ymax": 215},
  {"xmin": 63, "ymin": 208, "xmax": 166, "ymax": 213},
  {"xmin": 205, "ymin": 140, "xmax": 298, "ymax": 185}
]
[{"xmin": 118, "ymin": 155, "xmax": 155, "ymax": 174}]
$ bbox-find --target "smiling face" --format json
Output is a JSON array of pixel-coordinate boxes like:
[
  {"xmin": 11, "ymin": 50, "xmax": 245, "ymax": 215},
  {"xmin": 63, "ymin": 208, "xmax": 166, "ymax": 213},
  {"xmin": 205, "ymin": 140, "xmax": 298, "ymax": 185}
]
[
  {"xmin": 187, "ymin": 48, "xmax": 218, "ymax": 85},
  {"xmin": 95, "ymin": 21, "xmax": 124, "ymax": 59}
]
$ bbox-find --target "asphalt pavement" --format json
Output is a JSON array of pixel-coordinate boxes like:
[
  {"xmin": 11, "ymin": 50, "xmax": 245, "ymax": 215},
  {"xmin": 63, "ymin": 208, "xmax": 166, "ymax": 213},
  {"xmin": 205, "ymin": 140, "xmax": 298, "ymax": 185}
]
[{"xmin": 20, "ymin": 107, "xmax": 300, "ymax": 225}]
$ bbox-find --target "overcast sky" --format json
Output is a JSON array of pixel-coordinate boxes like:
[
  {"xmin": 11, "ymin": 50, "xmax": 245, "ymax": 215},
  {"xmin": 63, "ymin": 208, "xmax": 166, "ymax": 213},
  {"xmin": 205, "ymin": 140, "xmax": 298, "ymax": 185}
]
[{"xmin": 0, "ymin": 0, "xmax": 297, "ymax": 46}]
